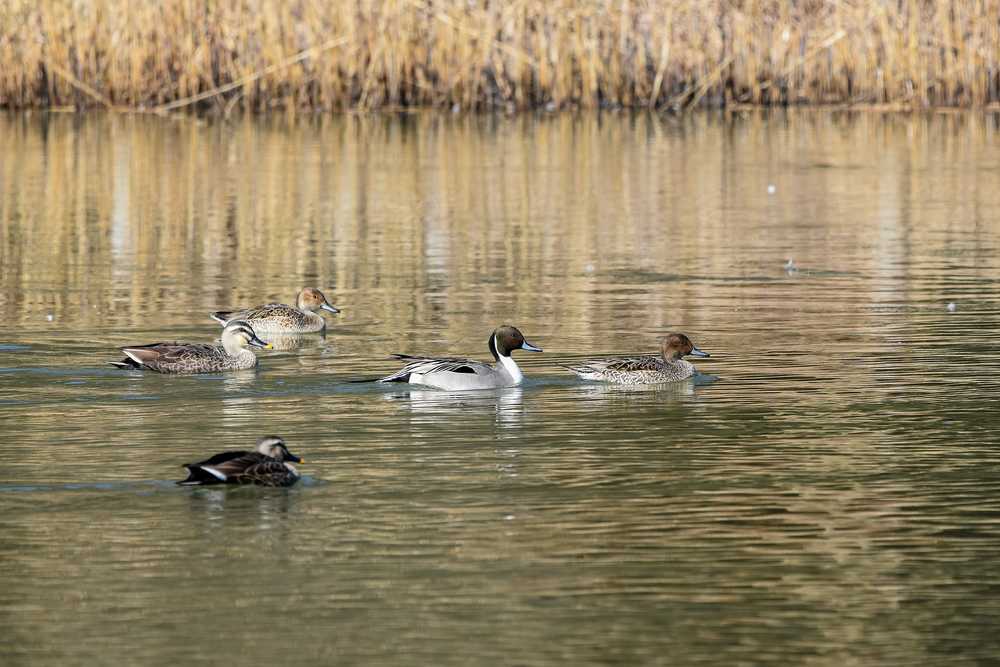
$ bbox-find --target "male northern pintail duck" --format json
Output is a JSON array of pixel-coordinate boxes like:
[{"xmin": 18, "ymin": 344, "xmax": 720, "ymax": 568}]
[
  {"xmin": 210, "ymin": 287, "xmax": 340, "ymax": 333},
  {"xmin": 109, "ymin": 321, "xmax": 272, "ymax": 374},
  {"xmin": 562, "ymin": 333, "xmax": 709, "ymax": 384},
  {"xmin": 378, "ymin": 325, "xmax": 543, "ymax": 390},
  {"xmin": 177, "ymin": 435, "xmax": 303, "ymax": 487}
]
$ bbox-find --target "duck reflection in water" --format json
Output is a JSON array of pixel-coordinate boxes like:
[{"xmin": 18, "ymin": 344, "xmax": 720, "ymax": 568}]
[
  {"xmin": 185, "ymin": 486, "xmax": 298, "ymax": 542},
  {"xmin": 386, "ymin": 386, "xmax": 525, "ymax": 429}
]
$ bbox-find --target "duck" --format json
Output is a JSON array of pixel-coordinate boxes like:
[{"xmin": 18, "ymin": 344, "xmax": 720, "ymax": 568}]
[
  {"xmin": 210, "ymin": 287, "xmax": 340, "ymax": 333},
  {"xmin": 378, "ymin": 325, "xmax": 543, "ymax": 390},
  {"xmin": 177, "ymin": 435, "xmax": 303, "ymax": 487},
  {"xmin": 561, "ymin": 333, "xmax": 709, "ymax": 384},
  {"xmin": 109, "ymin": 320, "xmax": 272, "ymax": 374}
]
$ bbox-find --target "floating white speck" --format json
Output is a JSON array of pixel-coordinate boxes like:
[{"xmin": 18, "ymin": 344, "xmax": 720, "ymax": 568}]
[
  {"xmin": 46, "ymin": 313, "xmax": 54, "ymax": 321},
  {"xmin": 584, "ymin": 263, "xmax": 595, "ymax": 273},
  {"xmin": 784, "ymin": 259, "xmax": 797, "ymax": 273},
  {"xmin": 767, "ymin": 184, "xmax": 777, "ymax": 194},
  {"xmin": 947, "ymin": 302, "xmax": 957, "ymax": 312}
]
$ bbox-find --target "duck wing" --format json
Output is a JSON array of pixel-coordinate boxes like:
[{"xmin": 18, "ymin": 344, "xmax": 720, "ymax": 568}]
[
  {"xmin": 177, "ymin": 450, "xmax": 269, "ymax": 485},
  {"xmin": 237, "ymin": 460, "xmax": 299, "ymax": 486},
  {"xmin": 211, "ymin": 303, "xmax": 291, "ymax": 324},
  {"xmin": 379, "ymin": 355, "xmax": 486, "ymax": 382},
  {"xmin": 601, "ymin": 356, "xmax": 663, "ymax": 372},
  {"xmin": 121, "ymin": 342, "xmax": 219, "ymax": 370},
  {"xmin": 563, "ymin": 355, "xmax": 661, "ymax": 374}
]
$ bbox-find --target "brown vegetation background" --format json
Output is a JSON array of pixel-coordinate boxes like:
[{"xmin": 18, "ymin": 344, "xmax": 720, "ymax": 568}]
[{"xmin": 1, "ymin": 0, "xmax": 998, "ymax": 111}]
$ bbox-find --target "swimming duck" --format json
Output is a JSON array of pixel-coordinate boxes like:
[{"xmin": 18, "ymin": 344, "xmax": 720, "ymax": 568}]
[
  {"xmin": 210, "ymin": 287, "xmax": 340, "ymax": 333},
  {"xmin": 109, "ymin": 320, "xmax": 272, "ymax": 374},
  {"xmin": 378, "ymin": 325, "xmax": 543, "ymax": 390},
  {"xmin": 562, "ymin": 333, "xmax": 709, "ymax": 384},
  {"xmin": 177, "ymin": 435, "xmax": 303, "ymax": 487}
]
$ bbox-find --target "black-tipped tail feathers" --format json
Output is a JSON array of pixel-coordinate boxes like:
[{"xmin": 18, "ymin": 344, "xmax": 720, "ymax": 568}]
[
  {"xmin": 108, "ymin": 358, "xmax": 142, "ymax": 369},
  {"xmin": 176, "ymin": 465, "xmax": 224, "ymax": 486}
]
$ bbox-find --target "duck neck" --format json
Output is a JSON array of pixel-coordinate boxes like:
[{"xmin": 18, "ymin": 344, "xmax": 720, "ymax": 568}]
[
  {"xmin": 667, "ymin": 357, "xmax": 694, "ymax": 375},
  {"xmin": 235, "ymin": 349, "xmax": 258, "ymax": 368},
  {"xmin": 489, "ymin": 333, "xmax": 524, "ymax": 383},
  {"xmin": 488, "ymin": 333, "xmax": 501, "ymax": 361},
  {"xmin": 497, "ymin": 353, "xmax": 523, "ymax": 384},
  {"xmin": 223, "ymin": 344, "xmax": 256, "ymax": 365},
  {"xmin": 660, "ymin": 350, "xmax": 682, "ymax": 365}
]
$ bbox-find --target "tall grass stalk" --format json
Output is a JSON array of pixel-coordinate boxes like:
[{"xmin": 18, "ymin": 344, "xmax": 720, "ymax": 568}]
[{"xmin": 1, "ymin": 0, "xmax": 998, "ymax": 111}]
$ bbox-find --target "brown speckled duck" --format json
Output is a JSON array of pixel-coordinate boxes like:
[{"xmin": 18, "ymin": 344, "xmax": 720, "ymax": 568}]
[
  {"xmin": 109, "ymin": 321, "xmax": 271, "ymax": 374},
  {"xmin": 210, "ymin": 287, "xmax": 340, "ymax": 333},
  {"xmin": 561, "ymin": 333, "xmax": 709, "ymax": 384}
]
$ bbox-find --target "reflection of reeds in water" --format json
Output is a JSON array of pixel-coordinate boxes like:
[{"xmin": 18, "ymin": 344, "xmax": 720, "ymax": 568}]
[
  {"xmin": 2, "ymin": 111, "xmax": 1000, "ymax": 336},
  {"xmin": 2, "ymin": 1, "xmax": 999, "ymax": 111}
]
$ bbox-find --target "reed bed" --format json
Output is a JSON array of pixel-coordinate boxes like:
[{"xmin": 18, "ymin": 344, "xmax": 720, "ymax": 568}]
[{"xmin": 1, "ymin": 0, "xmax": 998, "ymax": 111}]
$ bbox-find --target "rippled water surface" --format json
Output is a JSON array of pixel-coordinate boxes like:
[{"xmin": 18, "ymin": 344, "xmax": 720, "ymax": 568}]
[{"xmin": 3, "ymin": 110, "xmax": 1000, "ymax": 665}]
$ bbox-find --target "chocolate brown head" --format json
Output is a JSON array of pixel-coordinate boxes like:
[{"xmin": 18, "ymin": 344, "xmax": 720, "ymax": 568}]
[
  {"xmin": 296, "ymin": 287, "xmax": 341, "ymax": 314},
  {"xmin": 488, "ymin": 325, "xmax": 543, "ymax": 360},
  {"xmin": 658, "ymin": 333, "xmax": 709, "ymax": 361}
]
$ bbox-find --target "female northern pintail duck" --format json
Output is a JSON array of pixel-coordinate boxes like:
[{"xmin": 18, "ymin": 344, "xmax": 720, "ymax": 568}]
[
  {"xmin": 177, "ymin": 435, "xmax": 303, "ymax": 487},
  {"xmin": 109, "ymin": 320, "xmax": 272, "ymax": 374},
  {"xmin": 210, "ymin": 287, "xmax": 340, "ymax": 333},
  {"xmin": 378, "ymin": 325, "xmax": 543, "ymax": 390},
  {"xmin": 562, "ymin": 333, "xmax": 709, "ymax": 384}
]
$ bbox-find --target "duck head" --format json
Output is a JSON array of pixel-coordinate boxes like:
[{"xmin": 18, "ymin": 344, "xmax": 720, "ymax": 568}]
[
  {"xmin": 659, "ymin": 333, "xmax": 709, "ymax": 362},
  {"xmin": 255, "ymin": 435, "xmax": 303, "ymax": 463},
  {"xmin": 488, "ymin": 325, "xmax": 542, "ymax": 360},
  {"xmin": 296, "ymin": 287, "xmax": 341, "ymax": 315},
  {"xmin": 221, "ymin": 320, "xmax": 272, "ymax": 355}
]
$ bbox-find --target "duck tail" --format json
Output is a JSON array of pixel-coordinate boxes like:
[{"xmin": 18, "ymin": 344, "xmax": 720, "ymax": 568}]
[
  {"xmin": 109, "ymin": 358, "xmax": 141, "ymax": 369},
  {"xmin": 371, "ymin": 354, "xmax": 426, "ymax": 383},
  {"xmin": 209, "ymin": 311, "xmax": 231, "ymax": 325},
  {"xmin": 176, "ymin": 465, "xmax": 226, "ymax": 486},
  {"xmin": 556, "ymin": 363, "xmax": 598, "ymax": 379},
  {"xmin": 556, "ymin": 362, "xmax": 585, "ymax": 372},
  {"xmin": 375, "ymin": 369, "xmax": 412, "ymax": 383},
  {"xmin": 347, "ymin": 372, "xmax": 411, "ymax": 383}
]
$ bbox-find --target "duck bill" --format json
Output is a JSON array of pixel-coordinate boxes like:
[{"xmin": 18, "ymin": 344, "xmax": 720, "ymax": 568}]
[
  {"xmin": 287, "ymin": 453, "xmax": 304, "ymax": 464},
  {"xmin": 689, "ymin": 347, "xmax": 710, "ymax": 358},
  {"xmin": 521, "ymin": 341, "xmax": 543, "ymax": 352},
  {"xmin": 321, "ymin": 303, "xmax": 341, "ymax": 314},
  {"xmin": 249, "ymin": 334, "xmax": 273, "ymax": 350}
]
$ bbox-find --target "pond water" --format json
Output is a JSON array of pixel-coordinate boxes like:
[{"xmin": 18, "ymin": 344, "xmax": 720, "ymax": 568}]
[{"xmin": 2, "ymin": 110, "xmax": 1000, "ymax": 665}]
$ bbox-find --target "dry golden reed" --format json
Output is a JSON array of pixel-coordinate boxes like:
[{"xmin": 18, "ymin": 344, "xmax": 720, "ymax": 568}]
[{"xmin": 1, "ymin": 0, "xmax": 998, "ymax": 111}]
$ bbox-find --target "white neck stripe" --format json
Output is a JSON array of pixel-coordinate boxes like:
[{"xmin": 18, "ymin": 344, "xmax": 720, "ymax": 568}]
[{"xmin": 497, "ymin": 353, "xmax": 523, "ymax": 385}]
